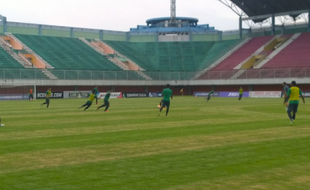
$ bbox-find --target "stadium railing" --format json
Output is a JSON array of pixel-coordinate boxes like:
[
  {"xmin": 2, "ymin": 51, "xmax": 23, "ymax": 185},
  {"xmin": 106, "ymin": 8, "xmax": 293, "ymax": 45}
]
[
  {"xmin": 0, "ymin": 68, "xmax": 309, "ymax": 80},
  {"xmin": 200, "ymin": 68, "xmax": 310, "ymax": 80}
]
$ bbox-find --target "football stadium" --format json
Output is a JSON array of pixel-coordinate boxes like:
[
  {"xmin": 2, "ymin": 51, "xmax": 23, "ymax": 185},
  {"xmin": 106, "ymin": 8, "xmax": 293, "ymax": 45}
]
[{"xmin": 1, "ymin": 0, "xmax": 310, "ymax": 189}]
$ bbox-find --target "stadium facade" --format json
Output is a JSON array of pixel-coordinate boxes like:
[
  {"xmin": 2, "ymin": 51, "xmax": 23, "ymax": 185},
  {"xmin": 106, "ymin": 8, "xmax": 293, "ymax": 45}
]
[{"xmin": 0, "ymin": 0, "xmax": 310, "ymax": 98}]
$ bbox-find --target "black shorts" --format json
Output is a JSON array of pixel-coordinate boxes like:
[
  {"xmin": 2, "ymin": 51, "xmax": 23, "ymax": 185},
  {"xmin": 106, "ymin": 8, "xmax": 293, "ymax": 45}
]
[
  {"xmin": 46, "ymin": 98, "xmax": 50, "ymax": 103},
  {"xmin": 29, "ymin": 94, "xmax": 34, "ymax": 98},
  {"xmin": 288, "ymin": 103, "xmax": 299, "ymax": 113},
  {"xmin": 162, "ymin": 100, "xmax": 170, "ymax": 108},
  {"xmin": 86, "ymin": 101, "xmax": 92, "ymax": 106}
]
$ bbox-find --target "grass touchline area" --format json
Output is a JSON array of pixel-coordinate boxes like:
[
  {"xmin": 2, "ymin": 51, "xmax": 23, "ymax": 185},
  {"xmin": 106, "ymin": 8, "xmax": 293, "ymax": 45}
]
[{"xmin": 0, "ymin": 97, "xmax": 309, "ymax": 190}]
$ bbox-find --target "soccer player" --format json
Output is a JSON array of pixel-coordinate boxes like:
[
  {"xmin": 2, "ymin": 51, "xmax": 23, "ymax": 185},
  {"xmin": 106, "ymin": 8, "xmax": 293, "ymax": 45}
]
[
  {"xmin": 205, "ymin": 90, "xmax": 213, "ymax": 102},
  {"xmin": 286, "ymin": 81, "xmax": 305, "ymax": 124},
  {"xmin": 282, "ymin": 82, "xmax": 290, "ymax": 110},
  {"xmin": 41, "ymin": 88, "xmax": 52, "ymax": 108},
  {"xmin": 238, "ymin": 87, "xmax": 243, "ymax": 101},
  {"xmin": 158, "ymin": 84, "xmax": 173, "ymax": 116},
  {"xmin": 79, "ymin": 90, "xmax": 96, "ymax": 111},
  {"xmin": 29, "ymin": 88, "xmax": 34, "ymax": 101},
  {"xmin": 93, "ymin": 86, "xmax": 99, "ymax": 105},
  {"xmin": 158, "ymin": 99, "xmax": 165, "ymax": 110},
  {"xmin": 97, "ymin": 87, "xmax": 112, "ymax": 112},
  {"xmin": 0, "ymin": 117, "xmax": 4, "ymax": 127}
]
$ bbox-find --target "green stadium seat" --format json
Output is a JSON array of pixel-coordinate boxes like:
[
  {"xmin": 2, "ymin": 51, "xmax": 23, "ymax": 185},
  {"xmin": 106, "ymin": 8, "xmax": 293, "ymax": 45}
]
[
  {"xmin": 14, "ymin": 34, "xmax": 121, "ymax": 72},
  {"xmin": 105, "ymin": 40, "xmax": 242, "ymax": 77}
]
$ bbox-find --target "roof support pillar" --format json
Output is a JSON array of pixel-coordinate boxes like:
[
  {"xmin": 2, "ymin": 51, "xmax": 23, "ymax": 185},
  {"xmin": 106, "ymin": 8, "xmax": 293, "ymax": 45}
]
[
  {"xmin": 38, "ymin": 25, "xmax": 42, "ymax": 36},
  {"xmin": 70, "ymin": 28, "xmax": 74, "ymax": 38},
  {"xmin": 99, "ymin": 30, "xmax": 103, "ymax": 41},
  {"xmin": 126, "ymin": 32, "xmax": 130, "ymax": 42},
  {"xmin": 308, "ymin": 10, "xmax": 310, "ymax": 32},
  {"xmin": 272, "ymin": 14, "xmax": 276, "ymax": 35},
  {"xmin": 0, "ymin": 15, "xmax": 7, "ymax": 33},
  {"xmin": 239, "ymin": 16, "xmax": 242, "ymax": 39}
]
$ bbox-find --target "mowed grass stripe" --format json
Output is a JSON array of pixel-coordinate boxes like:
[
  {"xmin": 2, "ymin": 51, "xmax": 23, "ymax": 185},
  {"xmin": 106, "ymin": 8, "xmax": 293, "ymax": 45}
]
[
  {"xmin": 1, "ymin": 137, "xmax": 310, "ymax": 190},
  {"xmin": 165, "ymin": 164, "xmax": 310, "ymax": 190},
  {"xmin": 1, "ymin": 125, "xmax": 310, "ymax": 174},
  {"xmin": 0, "ymin": 118, "xmax": 309, "ymax": 155},
  {"xmin": 0, "ymin": 113, "xmax": 292, "ymax": 140}
]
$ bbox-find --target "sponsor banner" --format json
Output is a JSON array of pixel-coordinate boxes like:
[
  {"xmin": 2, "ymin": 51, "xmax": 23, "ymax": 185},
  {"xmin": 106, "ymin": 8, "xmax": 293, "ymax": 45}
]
[
  {"xmin": 64, "ymin": 91, "xmax": 91, "ymax": 99},
  {"xmin": 123, "ymin": 92, "xmax": 148, "ymax": 98},
  {"xmin": 302, "ymin": 92, "xmax": 310, "ymax": 97},
  {"xmin": 220, "ymin": 92, "xmax": 249, "ymax": 98},
  {"xmin": 0, "ymin": 94, "xmax": 28, "ymax": 100},
  {"xmin": 36, "ymin": 92, "xmax": 63, "ymax": 99},
  {"xmin": 193, "ymin": 92, "xmax": 219, "ymax": 97},
  {"xmin": 99, "ymin": 92, "xmax": 122, "ymax": 99},
  {"xmin": 249, "ymin": 91, "xmax": 281, "ymax": 98},
  {"xmin": 148, "ymin": 92, "xmax": 163, "ymax": 98}
]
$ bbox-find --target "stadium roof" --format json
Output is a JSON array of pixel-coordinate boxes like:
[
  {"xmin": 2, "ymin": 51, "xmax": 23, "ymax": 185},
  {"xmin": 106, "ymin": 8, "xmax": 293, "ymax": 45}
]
[
  {"xmin": 229, "ymin": 0, "xmax": 310, "ymax": 22},
  {"xmin": 146, "ymin": 17, "xmax": 199, "ymax": 25}
]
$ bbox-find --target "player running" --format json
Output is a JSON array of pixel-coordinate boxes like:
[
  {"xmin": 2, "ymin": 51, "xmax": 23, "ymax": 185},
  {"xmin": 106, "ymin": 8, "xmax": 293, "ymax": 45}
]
[
  {"xmin": 158, "ymin": 99, "xmax": 166, "ymax": 110},
  {"xmin": 238, "ymin": 87, "xmax": 243, "ymax": 101},
  {"xmin": 41, "ymin": 88, "xmax": 51, "ymax": 108},
  {"xmin": 93, "ymin": 86, "xmax": 99, "ymax": 105},
  {"xmin": 79, "ymin": 90, "xmax": 96, "ymax": 111},
  {"xmin": 205, "ymin": 90, "xmax": 213, "ymax": 102},
  {"xmin": 282, "ymin": 82, "xmax": 290, "ymax": 110},
  {"xmin": 0, "ymin": 117, "xmax": 5, "ymax": 127},
  {"xmin": 158, "ymin": 84, "xmax": 173, "ymax": 116},
  {"xmin": 97, "ymin": 87, "xmax": 112, "ymax": 112},
  {"xmin": 286, "ymin": 81, "xmax": 305, "ymax": 125},
  {"xmin": 29, "ymin": 88, "xmax": 34, "ymax": 101}
]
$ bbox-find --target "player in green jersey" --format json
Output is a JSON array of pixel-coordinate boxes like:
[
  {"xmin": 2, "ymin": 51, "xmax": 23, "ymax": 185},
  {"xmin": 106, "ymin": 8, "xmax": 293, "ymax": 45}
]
[
  {"xmin": 282, "ymin": 82, "xmax": 290, "ymax": 110},
  {"xmin": 238, "ymin": 87, "xmax": 243, "ymax": 101},
  {"xmin": 79, "ymin": 90, "xmax": 96, "ymax": 111},
  {"xmin": 97, "ymin": 87, "xmax": 112, "ymax": 112},
  {"xmin": 158, "ymin": 84, "xmax": 173, "ymax": 116},
  {"xmin": 93, "ymin": 86, "xmax": 99, "ymax": 105},
  {"xmin": 205, "ymin": 90, "xmax": 213, "ymax": 102},
  {"xmin": 41, "ymin": 88, "xmax": 51, "ymax": 108},
  {"xmin": 0, "ymin": 117, "xmax": 5, "ymax": 127},
  {"xmin": 286, "ymin": 81, "xmax": 305, "ymax": 124}
]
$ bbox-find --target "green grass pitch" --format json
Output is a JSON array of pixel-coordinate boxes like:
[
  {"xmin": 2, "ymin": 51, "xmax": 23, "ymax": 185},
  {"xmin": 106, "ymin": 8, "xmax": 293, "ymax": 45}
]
[{"xmin": 0, "ymin": 97, "xmax": 309, "ymax": 190}]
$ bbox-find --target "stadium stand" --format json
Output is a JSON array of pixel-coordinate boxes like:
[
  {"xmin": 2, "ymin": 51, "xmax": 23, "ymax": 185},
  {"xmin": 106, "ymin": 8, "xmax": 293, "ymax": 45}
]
[
  {"xmin": 262, "ymin": 32, "xmax": 310, "ymax": 69},
  {"xmin": 0, "ymin": 44, "xmax": 48, "ymax": 79},
  {"xmin": 210, "ymin": 36, "xmax": 274, "ymax": 71},
  {"xmin": 197, "ymin": 39, "xmax": 242, "ymax": 70},
  {"xmin": 105, "ymin": 40, "xmax": 241, "ymax": 72},
  {"xmin": 13, "ymin": 34, "xmax": 121, "ymax": 71},
  {"xmin": 0, "ymin": 45, "xmax": 23, "ymax": 69}
]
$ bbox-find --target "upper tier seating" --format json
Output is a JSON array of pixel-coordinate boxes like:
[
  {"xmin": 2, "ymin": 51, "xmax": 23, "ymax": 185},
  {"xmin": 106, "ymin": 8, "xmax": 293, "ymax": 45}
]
[
  {"xmin": 105, "ymin": 40, "xmax": 241, "ymax": 72},
  {"xmin": 0, "ymin": 46, "xmax": 48, "ymax": 79},
  {"xmin": 211, "ymin": 36, "xmax": 274, "ymax": 70},
  {"xmin": 0, "ymin": 46, "xmax": 22, "ymax": 69},
  {"xmin": 14, "ymin": 34, "xmax": 121, "ymax": 71},
  {"xmin": 262, "ymin": 32, "xmax": 310, "ymax": 68}
]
